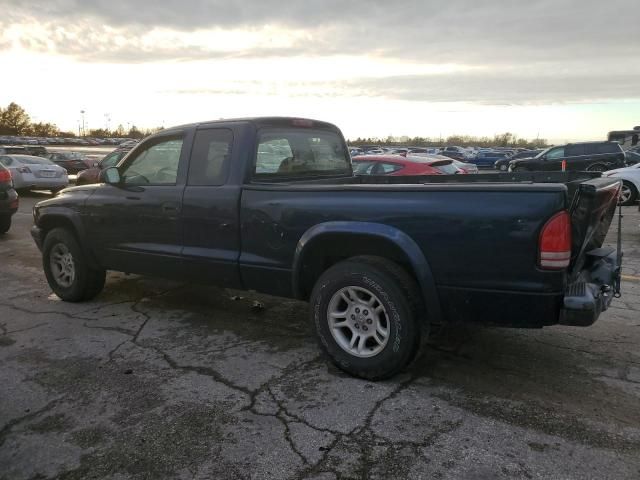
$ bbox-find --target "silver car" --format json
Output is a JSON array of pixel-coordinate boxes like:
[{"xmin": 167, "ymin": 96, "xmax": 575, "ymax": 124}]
[{"xmin": 0, "ymin": 155, "xmax": 68, "ymax": 193}]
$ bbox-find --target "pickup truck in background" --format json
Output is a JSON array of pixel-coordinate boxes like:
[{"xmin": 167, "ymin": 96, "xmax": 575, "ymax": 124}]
[{"xmin": 30, "ymin": 117, "xmax": 623, "ymax": 379}]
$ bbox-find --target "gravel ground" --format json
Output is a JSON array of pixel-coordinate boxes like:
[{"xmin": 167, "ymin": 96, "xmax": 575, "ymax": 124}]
[{"xmin": 1, "ymin": 192, "xmax": 639, "ymax": 480}]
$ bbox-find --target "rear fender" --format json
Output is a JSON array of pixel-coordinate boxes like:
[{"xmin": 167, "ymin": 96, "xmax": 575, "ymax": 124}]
[{"xmin": 293, "ymin": 221, "xmax": 442, "ymax": 324}]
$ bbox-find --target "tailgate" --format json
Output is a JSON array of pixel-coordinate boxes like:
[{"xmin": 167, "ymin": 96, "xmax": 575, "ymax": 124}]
[{"xmin": 569, "ymin": 177, "xmax": 622, "ymax": 278}]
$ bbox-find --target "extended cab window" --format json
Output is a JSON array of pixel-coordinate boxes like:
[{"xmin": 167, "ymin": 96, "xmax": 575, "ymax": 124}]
[
  {"xmin": 188, "ymin": 128, "xmax": 233, "ymax": 186},
  {"xmin": 596, "ymin": 143, "xmax": 619, "ymax": 154},
  {"xmin": 253, "ymin": 128, "xmax": 350, "ymax": 180},
  {"xmin": 566, "ymin": 144, "xmax": 586, "ymax": 156},
  {"xmin": 121, "ymin": 137, "xmax": 183, "ymax": 185}
]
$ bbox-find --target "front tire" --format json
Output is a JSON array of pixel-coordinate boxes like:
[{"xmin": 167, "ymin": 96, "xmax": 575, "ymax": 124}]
[
  {"xmin": 42, "ymin": 227, "xmax": 106, "ymax": 302},
  {"xmin": 0, "ymin": 214, "xmax": 11, "ymax": 234},
  {"xmin": 620, "ymin": 181, "xmax": 638, "ymax": 206},
  {"xmin": 310, "ymin": 256, "xmax": 424, "ymax": 380}
]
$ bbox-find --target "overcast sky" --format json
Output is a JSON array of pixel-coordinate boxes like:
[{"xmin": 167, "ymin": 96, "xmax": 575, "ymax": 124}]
[{"xmin": 1, "ymin": 0, "xmax": 638, "ymax": 141}]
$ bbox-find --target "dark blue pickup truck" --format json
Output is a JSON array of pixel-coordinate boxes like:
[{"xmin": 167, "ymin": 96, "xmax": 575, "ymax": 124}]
[{"xmin": 31, "ymin": 117, "xmax": 623, "ymax": 379}]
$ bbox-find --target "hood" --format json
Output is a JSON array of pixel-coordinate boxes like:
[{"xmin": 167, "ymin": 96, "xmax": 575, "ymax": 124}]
[{"xmin": 603, "ymin": 164, "xmax": 640, "ymax": 175}]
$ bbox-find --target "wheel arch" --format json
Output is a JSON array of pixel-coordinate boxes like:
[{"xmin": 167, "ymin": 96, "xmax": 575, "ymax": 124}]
[
  {"xmin": 38, "ymin": 210, "xmax": 100, "ymax": 268},
  {"xmin": 293, "ymin": 221, "xmax": 442, "ymax": 324}
]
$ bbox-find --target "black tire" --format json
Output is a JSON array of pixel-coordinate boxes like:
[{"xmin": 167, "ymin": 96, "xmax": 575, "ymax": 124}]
[
  {"xmin": 0, "ymin": 214, "xmax": 11, "ymax": 234},
  {"xmin": 620, "ymin": 181, "xmax": 638, "ymax": 206},
  {"xmin": 310, "ymin": 256, "xmax": 425, "ymax": 380},
  {"xmin": 42, "ymin": 227, "xmax": 106, "ymax": 302}
]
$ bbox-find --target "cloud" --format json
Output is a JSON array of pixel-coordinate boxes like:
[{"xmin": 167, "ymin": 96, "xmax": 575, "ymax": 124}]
[
  {"xmin": 1, "ymin": 1, "xmax": 639, "ymax": 108},
  {"xmin": 2, "ymin": 0, "xmax": 639, "ymax": 65},
  {"xmin": 166, "ymin": 66, "xmax": 640, "ymax": 105}
]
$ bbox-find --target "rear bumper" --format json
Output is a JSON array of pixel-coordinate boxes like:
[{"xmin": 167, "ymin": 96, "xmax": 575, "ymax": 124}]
[
  {"xmin": 13, "ymin": 175, "xmax": 68, "ymax": 190},
  {"xmin": 559, "ymin": 248, "xmax": 620, "ymax": 326},
  {"xmin": 0, "ymin": 188, "xmax": 19, "ymax": 216}
]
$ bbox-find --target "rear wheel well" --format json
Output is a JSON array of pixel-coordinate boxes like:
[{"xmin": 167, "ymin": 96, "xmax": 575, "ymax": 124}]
[{"xmin": 297, "ymin": 234, "xmax": 419, "ymax": 301}]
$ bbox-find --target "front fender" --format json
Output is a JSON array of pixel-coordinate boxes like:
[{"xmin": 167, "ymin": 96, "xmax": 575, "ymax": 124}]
[
  {"xmin": 293, "ymin": 221, "xmax": 442, "ymax": 324},
  {"xmin": 35, "ymin": 205, "xmax": 100, "ymax": 269}
]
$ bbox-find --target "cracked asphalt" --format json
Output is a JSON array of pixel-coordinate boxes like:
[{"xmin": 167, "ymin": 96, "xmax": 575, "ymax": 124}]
[{"xmin": 1, "ymin": 192, "xmax": 640, "ymax": 480}]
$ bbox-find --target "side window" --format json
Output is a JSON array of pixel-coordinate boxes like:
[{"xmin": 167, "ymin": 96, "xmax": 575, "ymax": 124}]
[
  {"xmin": 546, "ymin": 147, "xmax": 565, "ymax": 160},
  {"xmin": 353, "ymin": 162, "xmax": 375, "ymax": 175},
  {"xmin": 121, "ymin": 137, "xmax": 183, "ymax": 185},
  {"xmin": 583, "ymin": 144, "xmax": 598, "ymax": 155},
  {"xmin": 566, "ymin": 144, "xmax": 586, "ymax": 156},
  {"xmin": 187, "ymin": 129, "xmax": 233, "ymax": 186},
  {"xmin": 381, "ymin": 163, "xmax": 403, "ymax": 174},
  {"xmin": 596, "ymin": 143, "xmax": 618, "ymax": 154}
]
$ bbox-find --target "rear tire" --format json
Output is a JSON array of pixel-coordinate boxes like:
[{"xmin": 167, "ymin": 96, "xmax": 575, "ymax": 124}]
[
  {"xmin": 310, "ymin": 256, "xmax": 425, "ymax": 380},
  {"xmin": 0, "ymin": 214, "xmax": 11, "ymax": 234},
  {"xmin": 620, "ymin": 181, "xmax": 638, "ymax": 206},
  {"xmin": 42, "ymin": 227, "xmax": 106, "ymax": 302}
]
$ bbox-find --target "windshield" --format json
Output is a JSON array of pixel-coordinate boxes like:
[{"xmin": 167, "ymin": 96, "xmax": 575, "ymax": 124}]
[
  {"xmin": 534, "ymin": 147, "xmax": 553, "ymax": 159},
  {"xmin": 253, "ymin": 128, "xmax": 351, "ymax": 179}
]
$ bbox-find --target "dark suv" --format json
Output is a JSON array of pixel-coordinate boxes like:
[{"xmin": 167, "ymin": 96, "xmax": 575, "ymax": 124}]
[
  {"xmin": 508, "ymin": 142, "xmax": 625, "ymax": 172},
  {"xmin": 0, "ymin": 163, "xmax": 18, "ymax": 234}
]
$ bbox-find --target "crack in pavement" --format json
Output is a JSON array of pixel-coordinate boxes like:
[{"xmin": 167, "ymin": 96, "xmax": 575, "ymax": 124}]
[
  {"xmin": 0, "ymin": 301, "xmax": 93, "ymax": 322},
  {"xmin": 4, "ymin": 322, "xmax": 50, "ymax": 335},
  {"xmin": 0, "ymin": 396, "xmax": 65, "ymax": 447}
]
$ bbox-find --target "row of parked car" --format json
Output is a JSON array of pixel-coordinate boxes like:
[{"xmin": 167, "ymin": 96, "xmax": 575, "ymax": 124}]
[
  {"xmin": 351, "ymin": 141, "xmax": 639, "ymax": 171},
  {"xmin": 349, "ymin": 141, "xmax": 640, "ymax": 205},
  {"xmin": 0, "ymin": 135, "xmax": 138, "ymax": 147}
]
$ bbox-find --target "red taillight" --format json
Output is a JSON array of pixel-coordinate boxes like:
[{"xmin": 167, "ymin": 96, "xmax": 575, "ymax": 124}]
[
  {"xmin": 539, "ymin": 211, "xmax": 572, "ymax": 270},
  {"xmin": 0, "ymin": 169, "xmax": 11, "ymax": 183}
]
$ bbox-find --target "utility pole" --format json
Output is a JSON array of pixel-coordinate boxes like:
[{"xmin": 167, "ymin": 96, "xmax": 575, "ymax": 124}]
[{"xmin": 80, "ymin": 110, "xmax": 86, "ymax": 136}]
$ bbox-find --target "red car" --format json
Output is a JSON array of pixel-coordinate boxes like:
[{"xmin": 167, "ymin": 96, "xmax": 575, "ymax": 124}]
[{"xmin": 352, "ymin": 155, "xmax": 462, "ymax": 176}]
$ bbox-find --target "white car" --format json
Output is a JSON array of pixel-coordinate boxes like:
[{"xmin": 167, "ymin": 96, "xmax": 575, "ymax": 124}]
[
  {"xmin": 0, "ymin": 155, "xmax": 68, "ymax": 193},
  {"xmin": 602, "ymin": 163, "xmax": 640, "ymax": 205}
]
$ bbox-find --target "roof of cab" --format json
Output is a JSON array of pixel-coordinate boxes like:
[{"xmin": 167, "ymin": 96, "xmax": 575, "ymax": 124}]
[{"xmin": 161, "ymin": 117, "xmax": 341, "ymax": 135}]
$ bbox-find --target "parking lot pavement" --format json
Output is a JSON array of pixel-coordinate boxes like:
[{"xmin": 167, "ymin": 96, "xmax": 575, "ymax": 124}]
[{"xmin": 1, "ymin": 193, "xmax": 639, "ymax": 480}]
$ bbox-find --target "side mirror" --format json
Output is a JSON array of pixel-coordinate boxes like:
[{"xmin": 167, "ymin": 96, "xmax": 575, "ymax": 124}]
[{"xmin": 100, "ymin": 167, "xmax": 121, "ymax": 185}]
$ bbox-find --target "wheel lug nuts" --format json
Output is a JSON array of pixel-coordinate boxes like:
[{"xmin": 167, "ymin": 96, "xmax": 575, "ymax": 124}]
[
  {"xmin": 351, "ymin": 314, "xmax": 356, "ymax": 320},
  {"xmin": 355, "ymin": 308, "xmax": 360, "ymax": 313},
  {"xmin": 367, "ymin": 319, "xmax": 372, "ymax": 324},
  {"xmin": 363, "ymin": 310, "xmax": 368, "ymax": 315},
  {"xmin": 362, "ymin": 326, "xmax": 368, "ymax": 331},
  {"xmin": 355, "ymin": 324, "xmax": 360, "ymax": 329}
]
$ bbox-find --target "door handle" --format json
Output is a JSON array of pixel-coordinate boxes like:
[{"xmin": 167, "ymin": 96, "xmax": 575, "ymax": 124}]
[{"xmin": 161, "ymin": 202, "xmax": 181, "ymax": 214}]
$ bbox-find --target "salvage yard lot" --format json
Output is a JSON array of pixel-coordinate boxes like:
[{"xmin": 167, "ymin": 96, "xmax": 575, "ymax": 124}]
[{"xmin": 1, "ymin": 193, "xmax": 639, "ymax": 479}]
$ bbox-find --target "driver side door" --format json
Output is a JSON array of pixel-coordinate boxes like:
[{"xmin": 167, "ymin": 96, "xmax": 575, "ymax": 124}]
[{"xmin": 84, "ymin": 133, "xmax": 189, "ymax": 277}]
